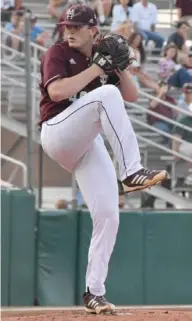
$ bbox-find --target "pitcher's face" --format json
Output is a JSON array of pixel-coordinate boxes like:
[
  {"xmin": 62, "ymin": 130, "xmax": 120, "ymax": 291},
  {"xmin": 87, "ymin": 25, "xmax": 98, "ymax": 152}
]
[{"xmin": 65, "ymin": 25, "xmax": 94, "ymax": 49}]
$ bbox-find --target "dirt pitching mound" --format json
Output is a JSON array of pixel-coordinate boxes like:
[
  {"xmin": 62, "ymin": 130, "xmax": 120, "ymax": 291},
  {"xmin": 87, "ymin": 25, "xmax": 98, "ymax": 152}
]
[{"xmin": 2, "ymin": 306, "xmax": 192, "ymax": 321}]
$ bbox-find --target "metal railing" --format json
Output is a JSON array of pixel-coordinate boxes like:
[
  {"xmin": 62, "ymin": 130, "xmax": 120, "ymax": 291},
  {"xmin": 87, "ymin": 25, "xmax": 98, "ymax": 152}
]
[
  {"xmin": 1, "ymin": 27, "xmax": 191, "ymax": 165},
  {"xmin": 1, "ymin": 25, "xmax": 191, "ymax": 204},
  {"xmin": 125, "ymin": 89, "xmax": 192, "ymax": 164},
  {"xmin": 1, "ymin": 27, "xmax": 46, "ymax": 127},
  {"xmin": 0, "ymin": 153, "xmax": 27, "ymax": 187}
]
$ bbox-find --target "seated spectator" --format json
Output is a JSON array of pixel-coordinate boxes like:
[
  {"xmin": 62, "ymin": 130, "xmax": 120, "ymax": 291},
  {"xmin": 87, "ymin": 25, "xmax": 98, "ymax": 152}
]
[
  {"xmin": 15, "ymin": 0, "xmax": 23, "ymax": 8},
  {"xmin": 167, "ymin": 21, "xmax": 190, "ymax": 64},
  {"xmin": 113, "ymin": 20, "xmax": 133, "ymax": 41},
  {"xmin": 158, "ymin": 44, "xmax": 180, "ymax": 82},
  {"xmin": 172, "ymin": 109, "xmax": 192, "ymax": 160},
  {"xmin": 129, "ymin": 32, "xmax": 146, "ymax": 65},
  {"xmin": 16, "ymin": 15, "xmax": 48, "ymax": 46},
  {"xmin": 128, "ymin": 32, "xmax": 160, "ymax": 92},
  {"xmin": 147, "ymin": 82, "xmax": 176, "ymax": 139},
  {"xmin": 168, "ymin": 53, "xmax": 192, "ymax": 88},
  {"xmin": 1, "ymin": 0, "xmax": 25, "ymax": 24},
  {"xmin": 176, "ymin": 0, "xmax": 192, "ymax": 22},
  {"xmin": 131, "ymin": 0, "xmax": 165, "ymax": 50},
  {"xmin": 175, "ymin": 0, "xmax": 192, "ymax": 40},
  {"xmin": 4, "ymin": 9, "xmax": 23, "ymax": 32},
  {"xmin": 101, "ymin": 0, "xmax": 113, "ymax": 22},
  {"xmin": 127, "ymin": 0, "xmax": 135, "ymax": 7},
  {"xmin": 30, "ymin": 15, "xmax": 49, "ymax": 47},
  {"xmin": 87, "ymin": 0, "xmax": 106, "ymax": 25},
  {"xmin": 5, "ymin": 15, "xmax": 25, "ymax": 54},
  {"xmin": 48, "ymin": 0, "xmax": 68, "ymax": 22},
  {"xmin": 1, "ymin": 0, "xmax": 15, "ymax": 24},
  {"xmin": 183, "ymin": 52, "xmax": 192, "ymax": 76},
  {"xmin": 111, "ymin": 0, "xmax": 133, "ymax": 32},
  {"xmin": 5, "ymin": 13, "xmax": 49, "ymax": 55},
  {"xmin": 178, "ymin": 83, "xmax": 192, "ymax": 115},
  {"xmin": 172, "ymin": 83, "xmax": 192, "ymax": 192}
]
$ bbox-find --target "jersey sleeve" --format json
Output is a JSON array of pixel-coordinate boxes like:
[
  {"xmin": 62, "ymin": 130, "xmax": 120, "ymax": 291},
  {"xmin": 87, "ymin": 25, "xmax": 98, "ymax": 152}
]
[{"xmin": 41, "ymin": 44, "xmax": 68, "ymax": 90}]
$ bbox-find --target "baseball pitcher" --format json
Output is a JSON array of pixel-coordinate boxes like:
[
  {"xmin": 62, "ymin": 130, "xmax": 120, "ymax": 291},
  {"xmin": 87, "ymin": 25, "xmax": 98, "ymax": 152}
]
[{"xmin": 39, "ymin": 4, "xmax": 168, "ymax": 314}]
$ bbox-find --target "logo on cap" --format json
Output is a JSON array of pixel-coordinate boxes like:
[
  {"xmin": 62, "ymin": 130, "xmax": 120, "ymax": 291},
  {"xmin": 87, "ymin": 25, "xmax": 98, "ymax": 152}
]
[{"xmin": 67, "ymin": 8, "xmax": 75, "ymax": 19}]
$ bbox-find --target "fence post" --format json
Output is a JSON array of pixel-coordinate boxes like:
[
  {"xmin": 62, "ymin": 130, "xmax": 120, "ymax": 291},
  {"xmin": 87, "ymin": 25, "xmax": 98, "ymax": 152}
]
[{"xmin": 24, "ymin": 12, "xmax": 34, "ymax": 190}]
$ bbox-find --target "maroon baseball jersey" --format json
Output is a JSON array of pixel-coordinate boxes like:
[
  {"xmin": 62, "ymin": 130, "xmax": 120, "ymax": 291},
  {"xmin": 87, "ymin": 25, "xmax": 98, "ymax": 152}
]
[{"xmin": 39, "ymin": 41, "xmax": 120, "ymax": 125}]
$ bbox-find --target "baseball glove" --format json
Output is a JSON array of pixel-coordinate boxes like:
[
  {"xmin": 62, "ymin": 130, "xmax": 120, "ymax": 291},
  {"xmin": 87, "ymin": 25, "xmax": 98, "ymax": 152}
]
[{"xmin": 93, "ymin": 33, "xmax": 134, "ymax": 74}]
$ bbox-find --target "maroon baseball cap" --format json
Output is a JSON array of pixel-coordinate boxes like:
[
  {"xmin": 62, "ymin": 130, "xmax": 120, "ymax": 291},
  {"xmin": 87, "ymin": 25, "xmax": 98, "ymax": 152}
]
[{"xmin": 57, "ymin": 4, "xmax": 97, "ymax": 27}]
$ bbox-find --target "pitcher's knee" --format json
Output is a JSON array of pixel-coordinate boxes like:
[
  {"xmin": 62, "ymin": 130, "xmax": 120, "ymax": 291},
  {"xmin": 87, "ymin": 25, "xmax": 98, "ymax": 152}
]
[
  {"xmin": 95, "ymin": 202, "xmax": 119, "ymax": 225},
  {"xmin": 98, "ymin": 84, "xmax": 121, "ymax": 100}
]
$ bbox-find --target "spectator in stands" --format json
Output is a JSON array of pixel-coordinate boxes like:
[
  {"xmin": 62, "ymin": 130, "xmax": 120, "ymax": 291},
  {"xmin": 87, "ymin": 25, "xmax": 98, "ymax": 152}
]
[
  {"xmin": 175, "ymin": 0, "xmax": 192, "ymax": 40},
  {"xmin": 172, "ymin": 83, "xmax": 192, "ymax": 192},
  {"xmin": 4, "ymin": 13, "xmax": 24, "ymax": 54},
  {"xmin": 178, "ymin": 83, "xmax": 192, "ymax": 115},
  {"xmin": 0, "ymin": 0, "xmax": 22, "ymax": 10},
  {"xmin": 30, "ymin": 15, "xmax": 49, "ymax": 46},
  {"xmin": 183, "ymin": 52, "xmax": 192, "ymax": 76},
  {"xmin": 131, "ymin": 0, "xmax": 165, "ymax": 50},
  {"xmin": 1, "ymin": 0, "xmax": 25, "ymax": 24},
  {"xmin": 168, "ymin": 53, "xmax": 192, "ymax": 88},
  {"xmin": 172, "ymin": 107, "xmax": 192, "ymax": 161},
  {"xmin": 176, "ymin": 0, "xmax": 192, "ymax": 21},
  {"xmin": 1, "ymin": 0, "xmax": 16, "ymax": 23},
  {"xmin": 128, "ymin": 32, "xmax": 160, "ymax": 92},
  {"xmin": 17, "ymin": 15, "xmax": 48, "ymax": 46},
  {"xmin": 5, "ymin": 13, "xmax": 49, "ymax": 54},
  {"xmin": 4, "ymin": 9, "xmax": 23, "ymax": 32},
  {"xmin": 129, "ymin": 32, "xmax": 146, "ymax": 64},
  {"xmin": 158, "ymin": 43, "xmax": 180, "ymax": 82},
  {"xmin": 147, "ymin": 82, "xmax": 176, "ymax": 139},
  {"xmin": 87, "ymin": 0, "xmax": 106, "ymax": 25},
  {"xmin": 111, "ymin": 0, "xmax": 133, "ymax": 32},
  {"xmin": 48, "ymin": 0, "xmax": 68, "ymax": 22},
  {"xmin": 167, "ymin": 21, "xmax": 190, "ymax": 64},
  {"xmin": 113, "ymin": 20, "xmax": 133, "ymax": 41},
  {"xmin": 127, "ymin": 0, "xmax": 135, "ymax": 7},
  {"xmin": 101, "ymin": 0, "xmax": 113, "ymax": 22}
]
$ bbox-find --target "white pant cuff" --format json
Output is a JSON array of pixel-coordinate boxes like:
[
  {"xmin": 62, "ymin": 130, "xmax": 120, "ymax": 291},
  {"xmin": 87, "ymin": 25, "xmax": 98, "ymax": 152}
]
[
  {"xmin": 120, "ymin": 164, "xmax": 143, "ymax": 181},
  {"xmin": 87, "ymin": 286, "xmax": 105, "ymax": 296}
]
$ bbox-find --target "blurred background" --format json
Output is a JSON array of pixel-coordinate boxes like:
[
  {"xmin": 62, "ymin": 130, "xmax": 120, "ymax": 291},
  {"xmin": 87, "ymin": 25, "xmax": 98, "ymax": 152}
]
[
  {"xmin": 1, "ymin": 0, "xmax": 192, "ymax": 309},
  {"xmin": 1, "ymin": 0, "xmax": 192, "ymax": 210}
]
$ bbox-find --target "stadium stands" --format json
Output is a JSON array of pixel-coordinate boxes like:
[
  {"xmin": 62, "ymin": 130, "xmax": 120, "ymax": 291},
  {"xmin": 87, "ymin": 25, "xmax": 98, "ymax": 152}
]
[{"xmin": 1, "ymin": 0, "xmax": 192, "ymax": 208}]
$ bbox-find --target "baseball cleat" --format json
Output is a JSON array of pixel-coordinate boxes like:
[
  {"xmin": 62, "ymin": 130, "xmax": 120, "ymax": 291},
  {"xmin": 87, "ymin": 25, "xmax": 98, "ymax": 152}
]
[
  {"xmin": 122, "ymin": 168, "xmax": 168, "ymax": 193},
  {"xmin": 83, "ymin": 288, "xmax": 116, "ymax": 314}
]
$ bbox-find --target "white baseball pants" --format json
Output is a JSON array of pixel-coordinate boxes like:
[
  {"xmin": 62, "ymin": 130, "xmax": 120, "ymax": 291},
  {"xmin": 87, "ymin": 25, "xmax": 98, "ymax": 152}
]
[{"xmin": 41, "ymin": 84, "xmax": 142, "ymax": 296}]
